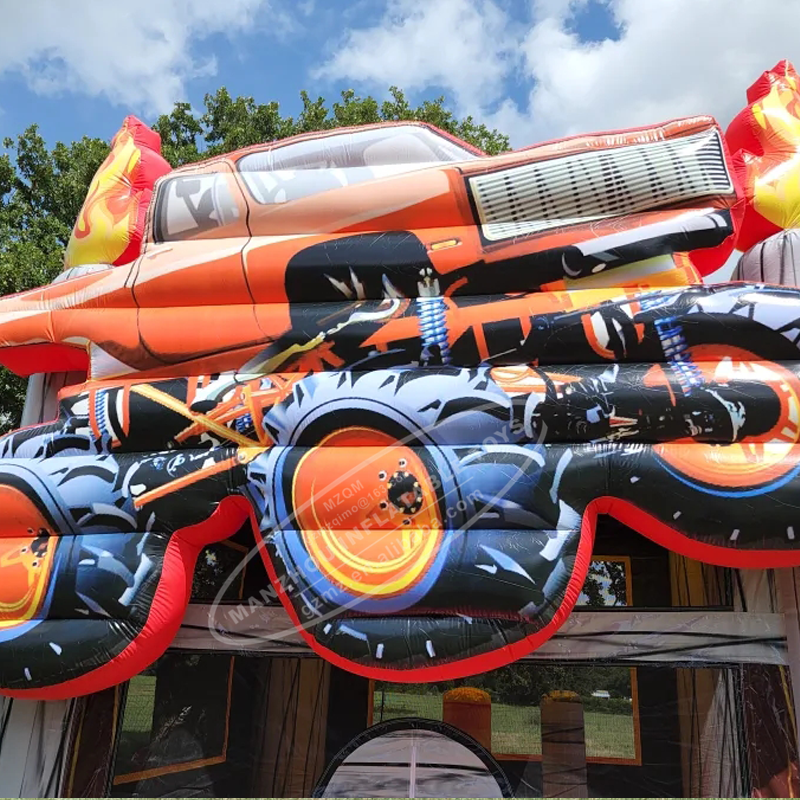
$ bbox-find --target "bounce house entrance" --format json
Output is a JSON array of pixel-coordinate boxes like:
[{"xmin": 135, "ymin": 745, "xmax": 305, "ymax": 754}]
[{"xmin": 313, "ymin": 719, "xmax": 511, "ymax": 798}]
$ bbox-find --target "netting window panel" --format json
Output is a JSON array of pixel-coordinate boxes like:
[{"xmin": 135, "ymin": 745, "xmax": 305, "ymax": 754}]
[
  {"xmin": 57, "ymin": 518, "xmax": 800, "ymax": 798},
  {"xmin": 370, "ymin": 664, "xmax": 642, "ymax": 765},
  {"xmin": 72, "ymin": 657, "xmax": 798, "ymax": 799},
  {"xmin": 369, "ymin": 664, "xmax": 799, "ymax": 798},
  {"xmin": 85, "ymin": 654, "xmax": 332, "ymax": 798}
]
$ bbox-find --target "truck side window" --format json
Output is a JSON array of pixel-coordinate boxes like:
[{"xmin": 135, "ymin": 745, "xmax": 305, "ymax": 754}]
[{"xmin": 153, "ymin": 174, "xmax": 240, "ymax": 243}]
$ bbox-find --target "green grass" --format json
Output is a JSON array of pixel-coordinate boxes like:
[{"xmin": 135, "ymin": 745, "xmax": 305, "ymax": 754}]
[
  {"xmin": 115, "ymin": 675, "xmax": 157, "ymax": 774},
  {"xmin": 375, "ymin": 691, "xmax": 636, "ymax": 760},
  {"xmin": 123, "ymin": 675, "xmax": 157, "ymax": 733}
]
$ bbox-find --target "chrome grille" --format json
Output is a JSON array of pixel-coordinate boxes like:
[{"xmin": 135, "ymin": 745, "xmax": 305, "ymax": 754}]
[{"xmin": 468, "ymin": 129, "xmax": 734, "ymax": 242}]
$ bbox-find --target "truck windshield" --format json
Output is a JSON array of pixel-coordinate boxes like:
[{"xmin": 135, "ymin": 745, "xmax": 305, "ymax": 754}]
[{"xmin": 235, "ymin": 125, "xmax": 479, "ymax": 206}]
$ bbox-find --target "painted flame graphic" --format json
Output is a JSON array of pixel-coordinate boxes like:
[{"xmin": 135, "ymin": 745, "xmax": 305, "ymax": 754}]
[
  {"xmin": 748, "ymin": 65, "xmax": 800, "ymax": 231},
  {"xmin": 64, "ymin": 116, "xmax": 170, "ymax": 269},
  {"xmin": 728, "ymin": 61, "xmax": 800, "ymax": 250}
]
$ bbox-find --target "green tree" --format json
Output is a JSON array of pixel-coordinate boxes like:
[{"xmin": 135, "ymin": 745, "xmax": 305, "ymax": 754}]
[
  {"xmin": 0, "ymin": 127, "xmax": 111, "ymax": 429},
  {"xmin": 153, "ymin": 86, "xmax": 509, "ymax": 166},
  {"xmin": 581, "ymin": 560, "xmax": 628, "ymax": 608},
  {"xmin": 0, "ymin": 88, "xmax": 509, "ymax": 431}
]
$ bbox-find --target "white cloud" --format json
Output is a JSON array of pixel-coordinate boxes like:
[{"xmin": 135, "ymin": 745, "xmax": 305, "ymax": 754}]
[
  {"xmin": 314, "ymin": 0, "xmax": 800, "ymax": 147},
  {"xmin": 7, "ymin": 0, "xmax": 800, "ymax": 147},
  {"xmin": 513, "ymin": 0, "xmax": 800, "ymax": 141},
  {"xmin": 0, "ymin": 0, "xmax": 280, "ymax": 115},
  {"xmin": 312, "ymin": 0, "xmax": 518, "ymax": 113}
]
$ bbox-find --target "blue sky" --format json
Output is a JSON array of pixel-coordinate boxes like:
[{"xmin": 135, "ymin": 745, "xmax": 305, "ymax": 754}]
[
  {"xmin": 1, "ymin": 0, "xmax": 484, "ymax": 146},
  {"xmin": 1, "ymin": 0, "xmax": 799, "ymax": 153}
]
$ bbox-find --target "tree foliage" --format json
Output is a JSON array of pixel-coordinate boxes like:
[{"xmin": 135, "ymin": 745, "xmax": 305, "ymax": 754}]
[
  {"xmin": 580, "ymin": 559, "xmax": 628, "ymax": 608},
  {"xmin": 0, "ymin": 88, "xmax": 509, "ymax": 430},
  {"xmin": 379, "ymin": 662, "xmax": 635, "ymax": 708},
  {"xmin": 152, "ymin": 86, "xmax": 509, "ymax": 166}
]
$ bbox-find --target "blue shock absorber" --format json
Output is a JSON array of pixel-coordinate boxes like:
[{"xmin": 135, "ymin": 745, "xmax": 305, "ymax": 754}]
[
  {"xmin": 417, "ymin": 295, "xmax": 451, "ymax": 365},
  {"xmin": 654, "ymin": 316, "xmax": 705, "ymax": 396},
  {"xmin": 638, "ymin": 292, "xmax": 674, "ymax": 313},
  {"xmin": 234, "ymin": 413, "xmax": 254, "ymax": 433},
  {"xmin": 93, "ymin": 388, "xmax": 112, "ymax": 437}
]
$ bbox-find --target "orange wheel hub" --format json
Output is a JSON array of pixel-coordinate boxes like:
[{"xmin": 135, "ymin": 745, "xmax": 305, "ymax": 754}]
[{"xmin": 292, "ymin": 427, "xmax": 443, "ymax": 598}]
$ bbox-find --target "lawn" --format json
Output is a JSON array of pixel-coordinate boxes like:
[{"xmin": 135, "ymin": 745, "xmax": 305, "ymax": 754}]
[
  {"xmin": 122, "ymin": 675, "xmax": 157, "ymax": 733},
  {"xmin": 114, "ymin": 675, "xmax": 157, "ymax": 776},
  {"xmin": 375, "ymin": 690, "xmax": 637, "ymax": 760}
]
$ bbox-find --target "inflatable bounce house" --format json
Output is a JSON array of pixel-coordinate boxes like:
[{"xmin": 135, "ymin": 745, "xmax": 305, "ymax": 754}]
[{"xmin": 7, "ymin": 61, "xmax": 800, "ymax": 798}]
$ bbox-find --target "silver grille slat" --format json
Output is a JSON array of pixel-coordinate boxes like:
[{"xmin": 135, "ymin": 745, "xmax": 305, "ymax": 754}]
[{"xmin": 469, "ymin": 129, "xmax": 734, "ymax": 242}]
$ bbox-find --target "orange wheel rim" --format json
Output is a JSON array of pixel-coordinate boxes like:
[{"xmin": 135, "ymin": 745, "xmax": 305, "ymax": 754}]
[
  {"xmin": 292, "ymin": 427, "xmax": 443, "ymax": 598},
  {"xmin": 654, "ymin": 346, "xmax": 800, "ymax": 487},
  {"xmin": 0, "ymin": 486, "xmax": 58, "ymax": 628}
]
